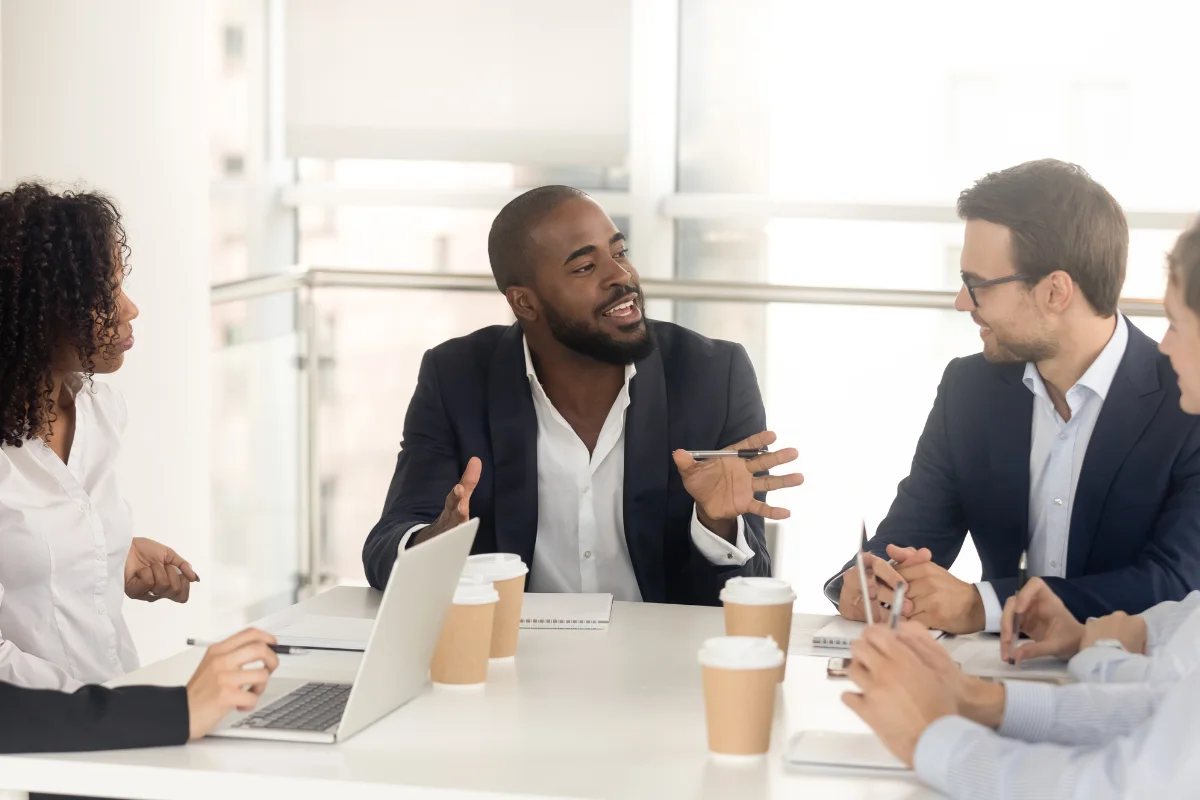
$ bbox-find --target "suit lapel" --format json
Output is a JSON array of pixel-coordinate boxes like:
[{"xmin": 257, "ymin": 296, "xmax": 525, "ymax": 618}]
[
  {"xmin": 487, "ymin": 324, "xmax": 539, "ymax": 567},
  {"xmin": 1067, "ymin": 326, "xmax": 1164, "ymax": 576},
  {"xmin": 988, "ymin": 363, "xmax": 1034, "ymax": 568},
  {"xmin": 623, "ymin": 346, "xmax": 669, "ymax": 603}
]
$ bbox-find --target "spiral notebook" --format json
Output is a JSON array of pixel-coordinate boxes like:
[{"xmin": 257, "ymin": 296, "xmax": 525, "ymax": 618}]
[
  {"xmin": 520, "ymin": 593, "xmax": 613, "ymax": 629},
  {"xmin": 811, "ymin": 618, "xmax": 944, "ymax": 648}
]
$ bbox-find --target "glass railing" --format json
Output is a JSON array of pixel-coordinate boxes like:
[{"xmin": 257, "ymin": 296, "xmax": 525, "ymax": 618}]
[{"xmin": 211, "ymin": 268, "xmax": 1166, "ymax": 620}]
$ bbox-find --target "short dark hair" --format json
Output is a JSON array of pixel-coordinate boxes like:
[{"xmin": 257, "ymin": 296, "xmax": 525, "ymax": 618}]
[
  {"xmin": 0, "ymin": 181, "xmax": 129, "ymax": 447},
  {"xmin": 957, "ymin": 159, "xmax": 1128, "ymax": 316},
  {"xmin": 1169, "ymin": 217, "xmax": 1200, "ymax": 316},
  {"xmin": 487, "ymin": 185, "xmax": 588, "ymax": 291}
]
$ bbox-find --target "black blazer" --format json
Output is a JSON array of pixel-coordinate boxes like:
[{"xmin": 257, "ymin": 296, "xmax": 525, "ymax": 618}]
[
  {"xmin": 0, "ymin": 682, "xmax": 188, "ymax": 754},
  {"xmin": 832, "ymin": 321, "xmax": 1200, "ymax": 621},
  {"xmin": 363, "ymin": 321, "xmax": 772, "ymax": 604}
]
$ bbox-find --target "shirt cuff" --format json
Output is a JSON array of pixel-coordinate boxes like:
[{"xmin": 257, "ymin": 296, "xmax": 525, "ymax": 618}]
[
  {"xmin": 975, "ymin": 581, "xmax": 1003, "ymax": 633},
  {"xmin": 689, "ymin": 508, "xmax": 753, "ymax": 566},
  {"xmin": 1068, "ymin": 646, "xmax": 1150, "ymax": 684},
  {"xmin": 913, "ymin": 716, "xmax": 982, "ymax": 796},
  {"xmin": 997, "ymin": 680, "xmax": 1056, "ymax": 742},
  {"xmin": 398, "ymin": 523, "xmax": 429, "ymax": 552}
]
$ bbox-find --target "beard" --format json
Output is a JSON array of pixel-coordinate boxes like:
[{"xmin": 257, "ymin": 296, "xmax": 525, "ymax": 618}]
[
  {"xmin": 542, "ymin": 289, "xmax": 656, "ymax": 366},
  {"xmin": 982, "ymin": 329, "xmax": 1058, "ymax": 364}
]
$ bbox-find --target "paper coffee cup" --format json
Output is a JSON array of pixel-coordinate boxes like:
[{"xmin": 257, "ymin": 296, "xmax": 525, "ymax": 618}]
[
  {"xmin": 698, "ymin": 636, "xmax": 784, "ymax": 757},
  {"xmin": 463, "ymin": 553, "xmax": 529, "ymax": 660},
  {"xmin": 430, "ymin": 576, "xmax": 500, "ymax": 687},
  {"xmin": 720, "ymin": 577, "xmax": 796, "ymax": 680}
]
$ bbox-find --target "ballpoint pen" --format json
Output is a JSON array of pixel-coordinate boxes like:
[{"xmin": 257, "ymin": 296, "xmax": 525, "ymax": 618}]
[
  {"xmin": 889, "ymin": 581, "xmax": 907, "ymax": 629},
  {"xmin": 1008, "ymin": 550, "xmax": 1028, "ymax": 665},
  {"xmin": 855, "ymin": 537, "xmax": 876, "ymax": 627},
  {"xmin": 685, "ymin": 448, "xmax": 768, "ymax": 460},
  {"xmin": 186, "ymin": 638, "xmax": 333, "ymax": 655}
]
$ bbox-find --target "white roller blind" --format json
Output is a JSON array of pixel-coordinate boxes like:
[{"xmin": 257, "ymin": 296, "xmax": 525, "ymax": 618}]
[{"xmin": 285, "ymin": 0, "xmax": 630, "ymax": 166}]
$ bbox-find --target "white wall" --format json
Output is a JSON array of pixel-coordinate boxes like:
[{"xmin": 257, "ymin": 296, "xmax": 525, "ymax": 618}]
[{"xmin": 1, "ymin": 0, "xmax": 215, "ymax": 664}]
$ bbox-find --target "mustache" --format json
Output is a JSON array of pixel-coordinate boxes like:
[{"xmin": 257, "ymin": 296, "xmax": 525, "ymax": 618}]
[{"xmin": 596, "ymin": 285, "xmax": 642, "ymax": 315}]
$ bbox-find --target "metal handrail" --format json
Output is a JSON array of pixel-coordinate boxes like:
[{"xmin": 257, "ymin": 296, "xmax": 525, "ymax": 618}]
[
  {"xmin": 211, "ymin": 266, "xmax": 1163, "ymax": 595},
  {"xmin": 211, "ymin": 267, "xmax": 1165, "ymax": 316}
]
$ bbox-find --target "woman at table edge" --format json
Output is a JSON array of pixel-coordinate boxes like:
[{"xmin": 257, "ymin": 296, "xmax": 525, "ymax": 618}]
[
  {"xmin": 0, "ymin": 629, "xmax": 278, "ymax": 753},
  {"xmin": 0, "ymin": 183, "xmax": 200, "ymax": 690}
]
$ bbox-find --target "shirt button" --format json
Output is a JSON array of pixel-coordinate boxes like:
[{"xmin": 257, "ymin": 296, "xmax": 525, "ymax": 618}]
[
  {"xmin": 1053, "ymin": 498, "xmax": 1064, "ymax": 506},
  {"xmin": 583, "ymin": 551, "xmax": 593, "ymax": 559},
  {"xmin": 81, "ymin": 502, "xmax": 91, "ymax": 512},
  {"xmin": 1059, "ymin": 434, "xmax": 1068, "ymax": 442},
  {"xmin": 98, "ymin": 606, "xmax": 107, "ymax": 616},
  {"xmin": 1051, "ymin": 560, "xmax": 1060, "ymax": 568},
  {"xmin": 581, "ymin": 486, "xmax": 590, "ymax": 495},
  {"xmin": 95, "ymin": 551, "xmax": 104, "ymax": 562}
]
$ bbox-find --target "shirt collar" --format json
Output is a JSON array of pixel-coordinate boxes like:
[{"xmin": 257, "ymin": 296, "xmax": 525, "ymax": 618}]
[
  {"xmin": 1022, "ymin": 313, "xmax": 1128, "ymax": 403},
  {"xmin": 522, "ymin": 335, "xmax": 637, "ymax": 388}
]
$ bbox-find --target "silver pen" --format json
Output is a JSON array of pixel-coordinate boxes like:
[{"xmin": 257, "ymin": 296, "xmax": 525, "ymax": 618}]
[
  {"xmin": 186, "ymin": 638, "xmax": 313, "ymax": 655},
  {"xmin": 889, "ymin": 581, "xmax": 907, "ymax": 629},
  {"xmin": 855, "ymin": 550, "xmax": 875, "ymax": 626},
  {"xmin": 686, "ymin": 448, "xmax": 767, "ymax": 460}
]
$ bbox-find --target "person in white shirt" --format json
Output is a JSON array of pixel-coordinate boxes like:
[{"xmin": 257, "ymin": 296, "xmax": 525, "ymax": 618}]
[
  {"xmin": 363, "ymin": 185, "xmax": 803, "ymax": 604},
  {"xmin": 843, "ymin": 215, "xmax": 1200, "ymax": 798},
  {"xmin": 0, "ymin": 182, "xmax": 199, "ymax": 690}
]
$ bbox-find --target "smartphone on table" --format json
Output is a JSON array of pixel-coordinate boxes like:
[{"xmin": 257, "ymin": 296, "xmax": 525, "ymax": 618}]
[{"xmin": 826, "ymin": 657, "xmax": 852, "ymax": 678}]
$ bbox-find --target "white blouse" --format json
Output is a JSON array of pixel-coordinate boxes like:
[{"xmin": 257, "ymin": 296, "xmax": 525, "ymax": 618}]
[{"xmin": 0, "ymin": 379, "xmax": 139, "ymax": 690}]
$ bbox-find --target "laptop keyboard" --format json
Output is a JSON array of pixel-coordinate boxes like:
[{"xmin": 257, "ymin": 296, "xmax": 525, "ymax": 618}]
[{"xmin": 232, "ymin": 682, "xmax": 352, "ymax": 733}]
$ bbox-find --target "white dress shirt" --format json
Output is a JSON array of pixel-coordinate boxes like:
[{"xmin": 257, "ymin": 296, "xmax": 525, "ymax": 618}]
[
  {"xmin": 401, "ymin": 337, "xmax": 755, "ymax": 601},
  {"xmin": 976, "ymin": 315, "xmax": 1129, "ymax": 631},
  {"xmin": 0, "ymin": 379, "xmax": 139, "ymax": 690},
  {"xmin": 915, "ymin": 593, "xmax": 1200, "ymax": 798},
  {"xmin": 1069, "ymin": 591, "xmax": 1200, "ymax": 685}
]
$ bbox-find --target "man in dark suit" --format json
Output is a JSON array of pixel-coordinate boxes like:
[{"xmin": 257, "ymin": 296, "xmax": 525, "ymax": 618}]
[
  {"xmin": 827, "ymin": 159, "xmax": 1200, "ymax": 634},
  {"xmin": 1, "ymin": 629, "xmax": 277, "ymax": 754},
  {"xmin": 363, "ymin": 186, "xmax": 803, "ymax": 605}
]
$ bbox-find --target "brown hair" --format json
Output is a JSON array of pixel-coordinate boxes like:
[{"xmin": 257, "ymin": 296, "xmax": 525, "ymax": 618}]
[
  {"xmin": 1168, "ymin": 218, "xmax": 1200, "ymax": 316},
  {"xmin": 957, "ymin": 159, "xmax": 1128, "ymax": 316}
]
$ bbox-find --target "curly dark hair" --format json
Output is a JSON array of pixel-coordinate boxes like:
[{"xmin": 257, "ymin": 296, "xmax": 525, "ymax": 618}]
[{"xmin": 0, "ymin": 182, "xmax": 129, "ymax": 448}]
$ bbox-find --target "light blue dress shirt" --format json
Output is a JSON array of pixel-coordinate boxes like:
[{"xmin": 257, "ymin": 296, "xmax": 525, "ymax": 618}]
[
  {"xmin": 976, "ymin": 316, "xmax": 1129, "ymax": 631},
  {"xmin": 913, "ymin": 592, "xmax": 1200, "ymax": 798}
]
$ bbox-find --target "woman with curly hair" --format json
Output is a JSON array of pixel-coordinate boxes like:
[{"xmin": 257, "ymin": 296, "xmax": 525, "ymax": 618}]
[{"xmin": 0, "ymin": 182, "xmax": 199, "ymax": 691}]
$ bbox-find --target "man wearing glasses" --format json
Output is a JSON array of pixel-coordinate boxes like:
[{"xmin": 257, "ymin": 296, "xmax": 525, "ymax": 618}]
[{"xmin": 825, "ymin": 158, "xmax": 1200, "ymax": 634}]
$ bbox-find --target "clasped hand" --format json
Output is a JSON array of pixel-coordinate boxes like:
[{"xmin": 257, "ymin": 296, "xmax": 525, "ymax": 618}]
[{"xmin": 838, "ymin": 544, "xmax": 986, "ymax": 634}]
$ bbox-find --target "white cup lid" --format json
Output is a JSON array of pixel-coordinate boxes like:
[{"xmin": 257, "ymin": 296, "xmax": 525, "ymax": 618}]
[
  {"xmin": 452, "ymin": 575, "xmax": 499, "ymax": 605},
  {"xmin": 463, "ymin": 552, "xmax": 529, "ymax": 582},
  {"xmin": 698, "ymin": 636, "xmax": 784, "ymax": 670},
  {"xmin": 719, "ymin": 577, "xmax": 796, "ymax": 606}
]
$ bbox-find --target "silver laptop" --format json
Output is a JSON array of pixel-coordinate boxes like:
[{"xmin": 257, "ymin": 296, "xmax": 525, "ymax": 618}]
[{"xmin": 210, "ymin": 518, "xmax": 478, "ymax": 744}]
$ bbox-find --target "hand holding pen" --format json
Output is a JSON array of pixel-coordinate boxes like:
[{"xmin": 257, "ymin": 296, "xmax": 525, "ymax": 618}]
[{"xmin": 672, "ymin": 431, "xmax": 804, "ymax": 529}]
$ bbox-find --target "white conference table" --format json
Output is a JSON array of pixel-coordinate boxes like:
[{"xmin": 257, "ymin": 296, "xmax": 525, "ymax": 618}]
[{"xmin": 0, "ymin": 589, "xmax": 945, "ymax": 800}]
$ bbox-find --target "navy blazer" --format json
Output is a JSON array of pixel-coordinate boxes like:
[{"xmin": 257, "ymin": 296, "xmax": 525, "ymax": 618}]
[
  {"xmin": 362, "ymin": 320, "xmax": 772, "ymax": 605},
  {"xmin": 836, "ymin": 321, "xmax": 1200, "ymax": 621},
  {"xmin": 0, "ymin": 682, "xmax": 188, "ymax": 754}
]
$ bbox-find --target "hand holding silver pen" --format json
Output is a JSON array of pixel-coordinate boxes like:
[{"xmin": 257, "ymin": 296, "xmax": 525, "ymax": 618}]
[{"xmin": 672, "ymin": 431, "xmax": 803, "ymax": 528}]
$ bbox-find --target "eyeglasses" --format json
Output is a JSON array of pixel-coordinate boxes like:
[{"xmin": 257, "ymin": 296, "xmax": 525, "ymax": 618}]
[{"xmin": 961, "ymin": 271, "xmax": 1033, "ymax": 308}]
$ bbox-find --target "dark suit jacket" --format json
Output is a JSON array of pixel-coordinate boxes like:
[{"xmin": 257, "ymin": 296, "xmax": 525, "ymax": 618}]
[
  {"xmin": 0, "ymin": 682, "xmax": 188, "ymax": 753},
  {"xmin": 830, "ymin": 321, "xmax": 1200, "ymax": 621},
  {"xmin": 363, "ymin": 321, "xmax": 772, "ymax": 604}
]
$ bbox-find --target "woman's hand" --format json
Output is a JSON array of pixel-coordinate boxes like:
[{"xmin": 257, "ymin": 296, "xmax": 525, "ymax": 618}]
[{"xmin": 125, "ymin": 537, "xmax": 200, "ymax": 602}]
